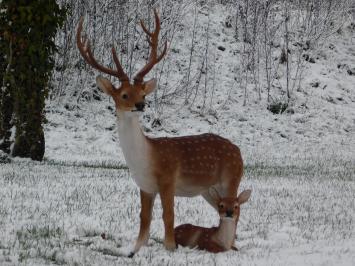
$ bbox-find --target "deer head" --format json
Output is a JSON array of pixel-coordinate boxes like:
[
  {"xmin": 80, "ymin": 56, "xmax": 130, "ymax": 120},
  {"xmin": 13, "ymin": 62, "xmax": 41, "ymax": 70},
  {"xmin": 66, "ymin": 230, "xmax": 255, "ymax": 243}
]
[
  {"xmin": 76, "ymin": 9, "xmax": 167, "ymax": 112},
  {"xmin": 209, "ymin": 188, "xmax": 251, "ymax": 222}
]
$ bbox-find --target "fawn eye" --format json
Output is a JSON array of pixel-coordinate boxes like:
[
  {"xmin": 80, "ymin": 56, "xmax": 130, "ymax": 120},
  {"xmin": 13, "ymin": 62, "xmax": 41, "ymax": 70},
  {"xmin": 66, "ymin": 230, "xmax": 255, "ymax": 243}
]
[
  {"xmin": 218, "ymin": 203, "xmax": 224, "ymax": 209},
  {"xmin": 234, "ymin": 204, "xmax": 239, "ymax": 209},
  {"xmin": 122, "ymin": 94, "xmax": 128, "ymax": 100}
]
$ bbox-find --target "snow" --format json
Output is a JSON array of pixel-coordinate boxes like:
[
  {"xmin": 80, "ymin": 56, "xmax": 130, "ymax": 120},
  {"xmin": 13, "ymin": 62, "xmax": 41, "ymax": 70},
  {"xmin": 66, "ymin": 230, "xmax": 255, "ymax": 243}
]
[
  {"xmin": 45, "ymin": 3, "xmax": 355, "ymax": 167},
  {"xmin": 0, "ymin": 159, "xmax": 354, "ymax": 265},
  {"xmin": 1, "ymin": 1, "xmax": 355, "ymax": 265}
]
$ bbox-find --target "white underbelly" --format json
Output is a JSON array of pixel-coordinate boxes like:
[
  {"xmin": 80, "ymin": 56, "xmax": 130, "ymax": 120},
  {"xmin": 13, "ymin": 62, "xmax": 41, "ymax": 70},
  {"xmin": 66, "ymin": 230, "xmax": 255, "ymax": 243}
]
[
  {"xmin": 174, "ymin": 183, "xmax": 207, "ymax": 197},
  {"xmin": 123, "ymin": 149, "xmax": 157, "ymax": 193}
]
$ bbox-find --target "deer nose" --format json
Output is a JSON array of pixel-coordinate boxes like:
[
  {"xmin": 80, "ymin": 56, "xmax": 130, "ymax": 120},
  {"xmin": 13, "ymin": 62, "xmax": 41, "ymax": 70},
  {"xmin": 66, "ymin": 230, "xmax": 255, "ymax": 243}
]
[
  {"xmin": 135, "ymin": 102, "xmax": 145, "ymax": 111},
  {"xmin": 226, "ymin": 210, "xmax": 233, "ymax": 217}
]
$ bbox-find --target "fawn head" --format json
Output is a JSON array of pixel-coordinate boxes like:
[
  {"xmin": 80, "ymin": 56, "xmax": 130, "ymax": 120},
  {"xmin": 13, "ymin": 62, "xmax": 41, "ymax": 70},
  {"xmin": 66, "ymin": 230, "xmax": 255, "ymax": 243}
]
[
  {"xmin": 209, "ymin": 188, "xmax": 251, "ymax": 221},
  {"xmin": 76, "ymin": 9, "xmax": 167, "ymax": 112}
]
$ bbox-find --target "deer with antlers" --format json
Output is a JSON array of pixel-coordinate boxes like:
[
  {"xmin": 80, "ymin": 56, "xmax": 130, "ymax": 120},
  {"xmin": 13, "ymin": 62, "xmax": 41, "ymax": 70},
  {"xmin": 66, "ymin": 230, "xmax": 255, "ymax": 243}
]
[
  {"xmin": 174, "ymin": 188, "xmax": 251, "ymax": 253},
  {"xmin": 77, "ymin": 9, "xmax": 245, "ymax": 257}
]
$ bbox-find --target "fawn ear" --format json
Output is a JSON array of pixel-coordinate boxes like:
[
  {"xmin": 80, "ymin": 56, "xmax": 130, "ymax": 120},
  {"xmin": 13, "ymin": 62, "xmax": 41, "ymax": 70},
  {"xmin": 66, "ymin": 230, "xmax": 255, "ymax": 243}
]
[
  {"xmin": 96, "ymin": 76, "xmax": 114, "ymax": 95},
  {"xmin": 143, "ymin": 78, "xmax": 157, "ymax": 95},
  {"xmin": 208, "ymin": 187, "xmax": 221, "ymax": 203},
  {"xmin": 237, "ymin": 189, "xmax": 251, "ymax": 205}
]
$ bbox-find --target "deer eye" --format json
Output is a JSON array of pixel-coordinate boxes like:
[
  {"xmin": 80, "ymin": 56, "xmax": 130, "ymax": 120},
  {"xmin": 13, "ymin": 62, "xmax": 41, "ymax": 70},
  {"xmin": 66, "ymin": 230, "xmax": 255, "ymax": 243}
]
[
  {"xmin": 234, "ymin": 204, "xmax": 239, "ymax": 209},
  {"xmin": 218, "ymin": 203, "xmax": 224, "ymax": 209},
  {"xmin": 122, "ymin": 94, "xmax": 128, "ymax": 100}
]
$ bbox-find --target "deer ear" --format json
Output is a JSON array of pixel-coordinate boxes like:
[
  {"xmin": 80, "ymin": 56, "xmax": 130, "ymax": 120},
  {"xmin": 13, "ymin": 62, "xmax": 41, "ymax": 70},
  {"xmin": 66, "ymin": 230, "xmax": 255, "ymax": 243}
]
[
  {"xmin": 208, "ymin": 187, "xmax": 221, "ymax": 203},
  {"xmin": 237, "ymin": 189, "xmax": 251, "ymax": 205},
  {"xmin": 143, "ymin": 78, "xmax": 157, "ymax": 95},
  {"xmin": 96, "ymin": 76, "xmax": 114, "ymax": 95}
]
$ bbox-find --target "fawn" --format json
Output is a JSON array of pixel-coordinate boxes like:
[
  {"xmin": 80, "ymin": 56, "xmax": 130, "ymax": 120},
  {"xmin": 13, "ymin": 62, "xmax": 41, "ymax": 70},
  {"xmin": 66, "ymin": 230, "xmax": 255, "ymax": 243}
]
[{"xmin": 174, "ymin": 189, "xmax": 251, "ymax": 253}]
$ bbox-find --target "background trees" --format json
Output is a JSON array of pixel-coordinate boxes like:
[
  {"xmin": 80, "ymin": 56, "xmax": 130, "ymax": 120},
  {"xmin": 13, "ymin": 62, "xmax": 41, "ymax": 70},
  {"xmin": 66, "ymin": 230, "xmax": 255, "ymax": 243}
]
[
  {"xmin": 0, "ymin": 0, "xmax": 353, "ymax": 160},
  {"xmin": 0, "ymin": 0, "xmax": 66, "ymax": 160},
  {"xmin": 52, "ymin": 0, "xmax": 351, "ymax": 112}
]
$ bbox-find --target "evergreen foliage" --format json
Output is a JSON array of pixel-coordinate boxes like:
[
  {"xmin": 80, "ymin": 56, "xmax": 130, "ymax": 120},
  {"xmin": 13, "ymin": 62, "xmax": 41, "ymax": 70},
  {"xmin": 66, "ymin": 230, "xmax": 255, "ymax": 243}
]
[{"xmin": 0, "ymin": 0, "xmax": 66, "ymax": 161}]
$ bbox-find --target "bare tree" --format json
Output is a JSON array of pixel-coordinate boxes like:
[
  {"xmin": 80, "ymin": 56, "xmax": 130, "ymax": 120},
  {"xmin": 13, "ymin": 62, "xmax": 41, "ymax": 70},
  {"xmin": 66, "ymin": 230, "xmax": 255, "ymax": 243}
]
[{"xmin": 52, "ymin": 0, "xmax": 352, "ymax": 117}]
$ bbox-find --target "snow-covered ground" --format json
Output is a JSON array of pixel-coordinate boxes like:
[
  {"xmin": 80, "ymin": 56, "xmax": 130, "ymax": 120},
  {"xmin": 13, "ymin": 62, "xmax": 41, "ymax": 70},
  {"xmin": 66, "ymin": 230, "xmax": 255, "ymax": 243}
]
[
  {"xmin": 1, "ymin": 2, "xmax": 355, "ymax": 265},
  {"xmin": 0, "ymin": 158, "xmax": 354, "ymax": 265}
]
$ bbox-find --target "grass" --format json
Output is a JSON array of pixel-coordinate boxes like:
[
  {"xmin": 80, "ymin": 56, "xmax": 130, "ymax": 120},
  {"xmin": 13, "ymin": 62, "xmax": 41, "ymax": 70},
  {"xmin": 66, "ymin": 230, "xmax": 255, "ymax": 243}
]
[
  {"xmin": 244, "ymin": 158, "xmax": 355, "ymax": 180},
  {"xmin": 0, "ymin": 157, "xmax": 354, "ymax": 265},
  {"xmin": 16, "ymin": 226, "xmax": 65, "ymax": 263},
  {"xmin": 43, "ymin": 158, "xmax": 128, "ymax": 170}
]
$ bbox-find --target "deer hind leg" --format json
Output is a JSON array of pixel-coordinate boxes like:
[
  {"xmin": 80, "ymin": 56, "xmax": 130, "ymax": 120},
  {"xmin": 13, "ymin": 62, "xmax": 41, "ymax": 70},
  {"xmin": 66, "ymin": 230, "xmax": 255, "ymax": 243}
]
[
  {"xmin": 159, "ymin": 184, "xmax": 176, "ymax": 251},
  {"xmin": 129, "ymin": 190, "xmax": 156, "ymax": 257}
]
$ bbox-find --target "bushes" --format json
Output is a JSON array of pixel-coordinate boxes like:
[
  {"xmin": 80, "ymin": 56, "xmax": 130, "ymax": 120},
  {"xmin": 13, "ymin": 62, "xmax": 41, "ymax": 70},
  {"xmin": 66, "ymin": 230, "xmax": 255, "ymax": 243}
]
[
  {"xmin": 267, "ymin": 101, "xmax": 288, "ymax": 115},
  {"xmin": 233, "ymin": 0, "xmax": 350, "ymax": 104}
]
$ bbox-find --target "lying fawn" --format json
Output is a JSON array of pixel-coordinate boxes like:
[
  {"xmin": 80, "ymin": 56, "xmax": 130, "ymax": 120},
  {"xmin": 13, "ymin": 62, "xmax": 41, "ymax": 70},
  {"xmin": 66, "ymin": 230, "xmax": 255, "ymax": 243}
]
[
  {"xmin": 77, "ymin": 9, "xmax": 245, "ymax": 256},
  {"xmin": 175, "ymin": 189, "xmax": 251, "ymax": 253}
]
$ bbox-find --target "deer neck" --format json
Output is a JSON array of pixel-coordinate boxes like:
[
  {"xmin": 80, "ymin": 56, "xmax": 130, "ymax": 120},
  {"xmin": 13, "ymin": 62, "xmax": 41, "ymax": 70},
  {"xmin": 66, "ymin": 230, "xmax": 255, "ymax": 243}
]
[
  {"xmin": 213, "ymin": 218, "xmax": 236, "ymax": 250},
  {"xmin": 116, "ymin": 111, "xmax": 151, "ymax": 178}
]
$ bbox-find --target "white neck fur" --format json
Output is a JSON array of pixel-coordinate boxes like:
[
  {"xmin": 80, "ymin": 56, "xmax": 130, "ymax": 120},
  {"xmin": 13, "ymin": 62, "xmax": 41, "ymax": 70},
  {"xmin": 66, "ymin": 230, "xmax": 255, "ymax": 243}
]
[
  {"xmin": 213, "ymin": 218, "xmax": 236, "ymax": 250},
  {"xmin": 116, "ymin": 111, "xmax": 155, "ymax": 192}
]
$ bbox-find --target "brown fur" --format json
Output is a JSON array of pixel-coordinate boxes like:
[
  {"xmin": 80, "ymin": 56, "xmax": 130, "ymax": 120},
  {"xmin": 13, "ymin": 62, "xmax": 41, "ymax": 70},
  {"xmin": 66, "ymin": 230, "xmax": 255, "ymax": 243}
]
[
  {"xmin": 145, "ymin": 134, "xmax": 243, "ymax": 250},
  {"xmin": 77, "ymin": 9, "xmax": 245, "ymax": 256},
  {"xmin": 174, "ymin": 191, "xmax": 251, "ymax": 253},
  {"xmin": 149, "ymin": 134, "xmax": 243, "ymax": 191},
  {"xmin": 175, "ymin": 224, "xmax": 227, "ymax": 253}
]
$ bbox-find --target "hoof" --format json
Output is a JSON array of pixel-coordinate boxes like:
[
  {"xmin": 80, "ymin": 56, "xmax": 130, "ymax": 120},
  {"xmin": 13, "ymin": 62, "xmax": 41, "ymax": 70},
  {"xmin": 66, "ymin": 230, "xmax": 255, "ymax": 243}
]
[
  {"xmin": 128, "ymin": 252, "xmax": 135, "ymax": 258},
  {"xmin": 231, "ymin": 245, "xmax": 239, "ymax": 251},
  {"xmin": 164, "ymin": 240, "xmax": 177, "ymax": 251}
]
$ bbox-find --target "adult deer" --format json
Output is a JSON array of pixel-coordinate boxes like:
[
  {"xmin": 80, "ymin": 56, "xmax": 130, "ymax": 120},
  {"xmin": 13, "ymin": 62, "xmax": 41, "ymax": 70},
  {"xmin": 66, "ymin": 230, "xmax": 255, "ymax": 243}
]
[
  {"xmin": 174, "ymin": 188, "xmax": 251, "ymax": 253},
  {"xmin": 76, "ymin": 9, "xmax": 244, "ymax": 257}
]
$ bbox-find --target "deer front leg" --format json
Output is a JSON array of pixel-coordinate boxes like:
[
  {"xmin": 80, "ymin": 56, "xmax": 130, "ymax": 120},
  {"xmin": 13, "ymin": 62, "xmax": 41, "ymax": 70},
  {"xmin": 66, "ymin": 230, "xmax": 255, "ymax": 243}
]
[
  {"xmin": 159, "ymin": 185, "xmax": 176, "ymax": 251},
  {"xmin": 129, "ymin": 190, "xmax": 155, "ymax": 258}
]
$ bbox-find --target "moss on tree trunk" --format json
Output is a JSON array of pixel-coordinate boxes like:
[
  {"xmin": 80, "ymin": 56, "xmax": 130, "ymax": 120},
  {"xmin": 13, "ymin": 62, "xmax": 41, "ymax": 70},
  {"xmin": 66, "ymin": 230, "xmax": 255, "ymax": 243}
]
[
  {"xmin": 0, "ymin": 89, "xmax": 13, "ymax": 154},
  {"xmin": 0, "ymin": 34, "xmax": 14, "ymax": 154}
]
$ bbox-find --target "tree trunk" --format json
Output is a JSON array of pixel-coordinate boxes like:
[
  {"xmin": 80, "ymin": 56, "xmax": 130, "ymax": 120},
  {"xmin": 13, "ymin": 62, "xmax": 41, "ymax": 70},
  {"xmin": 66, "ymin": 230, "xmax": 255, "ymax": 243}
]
[
  {"xmin": 11, "ymin": 85, "xmax": 46, "ymax": 160},
  {"xmin": 0, "ymin": 0, "xmax": 66, "ymax": 161},
  {"xmin": 0, "ymin": 37, "xmax": 14, "ymax": 154},
  {"xmin": 11, "ymin": 57, "xmax": 46, "ymax": 160},
  {"xmin": 0, "ymin": 89, "xmax": 13, "ymax": 154}
]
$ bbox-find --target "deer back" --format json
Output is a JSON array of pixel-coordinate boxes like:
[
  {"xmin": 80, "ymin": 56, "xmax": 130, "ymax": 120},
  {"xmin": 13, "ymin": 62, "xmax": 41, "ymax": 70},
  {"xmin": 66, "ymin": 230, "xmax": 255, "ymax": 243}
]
[{"xmin": 175, "ymin": 223, "xmax": 228, "ymax": 253}]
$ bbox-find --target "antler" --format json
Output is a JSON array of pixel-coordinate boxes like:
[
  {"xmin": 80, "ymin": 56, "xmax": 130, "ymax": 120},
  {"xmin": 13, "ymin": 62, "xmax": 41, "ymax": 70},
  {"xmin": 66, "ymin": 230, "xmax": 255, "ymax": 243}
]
[
  {"xmin": 76, "ymin": 17, "xmax": 130, "ymax": 83},
  {"xmin": 133, "ymin": 9, "xmax": 168, "ymax": 84}
]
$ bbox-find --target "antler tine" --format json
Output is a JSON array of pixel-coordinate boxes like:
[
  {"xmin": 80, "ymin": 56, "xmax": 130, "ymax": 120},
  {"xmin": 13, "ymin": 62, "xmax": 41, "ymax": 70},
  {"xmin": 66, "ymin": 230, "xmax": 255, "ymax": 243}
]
[
  {"xmin": 157, "ymin": 40, "xmax": 168, "ymax": 61},
  {"xmin": 140, "ymin": 9, "xmax": 160, "ymax": 36},
  {"xmin": 76, "ymin": 17, "xmax": 129, "ymax": 83},
  {"xmin": 140, "ymin": 19, "xmax": 153, "ymax": 37},
  {"xmin": 153, "ymin": 8, "xmax": 161, "ymax": 36},
  {"xmin": 134, "ymin": 9, "xmax": 168, "ymax": 84},
  {"xmin": 111, "ymin": 47, "xmax": 130, "ymax": 82}
]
